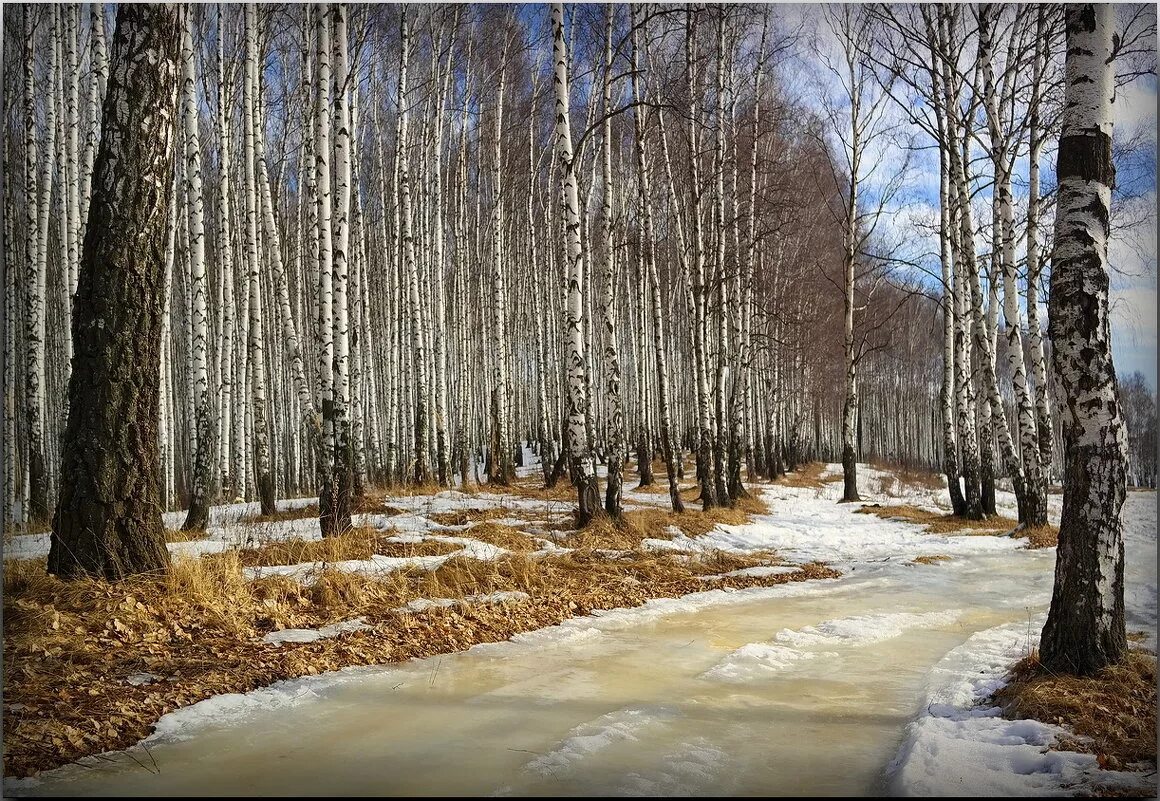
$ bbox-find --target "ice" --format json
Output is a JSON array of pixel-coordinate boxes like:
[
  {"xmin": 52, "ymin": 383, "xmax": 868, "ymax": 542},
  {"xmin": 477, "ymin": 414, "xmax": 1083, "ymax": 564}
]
[
  {"xmin": 774, "ymin": 609, "xmax": 963, "ymax": 648},
  {"xmin": 523, "ymin": 706, "xmax": 677, "ymax": 777},
  {"xmin": 262, "ymin": 617, "xmax": 372, "ymax": 645},
  {"xmin": 700, "ymin": 643, "xmax": 830, "ymax": 682}
]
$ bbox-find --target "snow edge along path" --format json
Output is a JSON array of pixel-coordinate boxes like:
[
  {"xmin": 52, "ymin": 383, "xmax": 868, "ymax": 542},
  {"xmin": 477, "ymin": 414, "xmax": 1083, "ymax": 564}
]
[{"xmin": 887, "ymin": 619, "xmax": 1158, "ymax": 797}]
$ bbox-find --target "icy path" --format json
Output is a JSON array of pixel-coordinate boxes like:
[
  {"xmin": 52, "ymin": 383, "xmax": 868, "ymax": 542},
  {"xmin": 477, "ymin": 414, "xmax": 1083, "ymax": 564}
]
[{"xmin": 10, "ymin": 476, "xmax": 1156, "ymax": 798}]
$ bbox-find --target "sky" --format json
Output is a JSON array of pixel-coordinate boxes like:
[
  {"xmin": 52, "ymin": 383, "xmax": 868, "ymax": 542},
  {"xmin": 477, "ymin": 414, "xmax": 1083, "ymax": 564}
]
[{"xmin": 781, "ymin": 4, "xmax": 1158, "ymax": 391}]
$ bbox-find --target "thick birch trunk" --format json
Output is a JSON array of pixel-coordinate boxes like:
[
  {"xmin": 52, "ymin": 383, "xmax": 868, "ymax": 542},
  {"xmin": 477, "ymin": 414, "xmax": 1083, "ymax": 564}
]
[
  {"xmin": 1040, "ymin": 4, "xmax": 1127, "ymax": 676},
  {"xmin": 49, "ymin": 3, "xmax": 182, "ymax": 580}
]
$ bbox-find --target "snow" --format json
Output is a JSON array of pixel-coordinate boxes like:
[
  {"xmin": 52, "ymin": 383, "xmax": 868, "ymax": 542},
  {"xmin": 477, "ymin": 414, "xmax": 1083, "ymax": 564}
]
[
  {"xmin": 774, "ymin": 610, "xmax": 963, "ymax": 648},
  {"xmin": 698, "ymin": 565, "xmax": 799, "ymax": 581},
  {"xmin": 523, "ymin": 706, "xmax": 677, "ymax": 777},
  {"xmin": 262, "ymin": 617, "xmax": 372, "ymax": 645},
  {"xmin": 243, "ymin": 553, "xmax": 455, "ymax": 583},
  {"xmin": 394, "ymin": 591, "xmax": 531, "ymax": 614},
  {"xmin": 700, "ymin": 643, "xmax": 829, "ymax": 682},
  {"xmin": 7, "ymin": 462, "xmax": 1156, "ymax": 797},
  {"xmin": 125, "ymin": 672, "xmax": 161, "ymax": 687},
  {"xmin": 888, "ymin": 619, "xmax": 1158, "ymax": 797}
]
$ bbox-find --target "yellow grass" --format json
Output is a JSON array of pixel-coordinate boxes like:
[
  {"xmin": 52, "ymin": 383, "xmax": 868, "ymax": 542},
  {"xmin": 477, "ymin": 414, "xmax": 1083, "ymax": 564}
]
[
  {"xmin": 911, "ymin": 554, "xmax": 952, "ymax": 565},
  {"xmin": 3, "ymin": 474, "xmax": 822, "ymax": 779},
  {"xmin": 994, "ymin": 650, "xmax": 1157, "ymax": 769}
]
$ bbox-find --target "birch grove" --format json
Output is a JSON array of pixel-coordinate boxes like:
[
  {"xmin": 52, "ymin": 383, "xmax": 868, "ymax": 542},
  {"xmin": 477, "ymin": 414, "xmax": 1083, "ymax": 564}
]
[{"xmin": 2, "ymin": 0, "xmax": 1154, "ymax": 606}]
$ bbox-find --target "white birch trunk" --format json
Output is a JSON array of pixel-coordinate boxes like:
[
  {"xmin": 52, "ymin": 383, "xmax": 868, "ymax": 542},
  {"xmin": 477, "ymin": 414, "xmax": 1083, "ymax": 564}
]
[
  {"xmin": 551, "ymin": 1, "xmax": 601, "ymax": 525},
  {"xmin": 1040, "ymin": 3, "xmax": 1127, "ymax": 677},
  {"xmin": 244, "ymin": 1, "xmax": 275, "ymax": 514}
]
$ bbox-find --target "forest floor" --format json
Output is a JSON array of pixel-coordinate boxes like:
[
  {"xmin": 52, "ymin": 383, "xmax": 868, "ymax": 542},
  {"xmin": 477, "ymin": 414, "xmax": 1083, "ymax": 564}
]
[
  {"xmin": 2, "ymin": 462, "xmax": 835, "ymax": 779},
  {"xmin": 3, "ymin": 461, "xmax": 1154, "ymax": 796}
]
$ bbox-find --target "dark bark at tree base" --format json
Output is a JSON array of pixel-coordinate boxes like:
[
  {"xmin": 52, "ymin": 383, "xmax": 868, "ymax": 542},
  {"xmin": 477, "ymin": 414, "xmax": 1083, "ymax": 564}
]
[
  {"xmin": 574, "ymin": 468, "xmax": 603, "ymax": 528},
  {"xmin": 841, "ymin": 446, "xmax": 860, "ymax": 503},
  {"xmin": 635, "ymin": 434, "xmax": 654, "ymax": 488},
  {"xmin": 945, "ymin": 469, "xmax": 967, "ymax": 517},
  {"xmin": 49, "ymin": 4, "xmax": 182, "ymax": 582},
  {"xmin": 257, "ymin": 470, "xmax": 276, "ymax": 516},
  {"xmin": 1040, "ymin": 443, "xmax": 1127, "ymax": 676},
  {"xmin": 727, "ymin": 435, "xmax": 748, "ymax": 500},
  {"xmin": 546, "ymin": 445, "xmax": 569, "ymax": 489},
  {"xmin": 981, "ymin": 463, "xmax": 997, "ymax": 517},
  {"xmin": 182, "ymin": 498, "xmax": 210, "ymax": 532},
  {"xmin": 604, "ymin": 467, "xmax": 623, "ymax": 518},
  {"xmin": 1023, "ymin": 480, "xmax": 1049, "ymax": 527},
  {"xmin": 697, "ymin": 435, "xmax": 717, "ymax": 511},
  {"xmin": 28, "ymin": 454, "xmax": 49, "ymax": 524},
  {"xmin": 320, "ymin": 446, "xmax": 355, "ymax": 538}
]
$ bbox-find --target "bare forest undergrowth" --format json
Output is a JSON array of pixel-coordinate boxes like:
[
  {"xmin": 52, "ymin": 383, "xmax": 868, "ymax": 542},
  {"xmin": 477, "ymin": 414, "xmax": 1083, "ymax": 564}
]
[{"xmin": 2, "ymin": 475, "xmax": 839, "ymax": 779}]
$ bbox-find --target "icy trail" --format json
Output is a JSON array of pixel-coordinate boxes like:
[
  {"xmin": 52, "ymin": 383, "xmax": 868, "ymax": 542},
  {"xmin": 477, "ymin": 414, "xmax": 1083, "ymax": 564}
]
[{"xmin": 9, "ymin": 470, "xmax": 1156, "ymax": 797}]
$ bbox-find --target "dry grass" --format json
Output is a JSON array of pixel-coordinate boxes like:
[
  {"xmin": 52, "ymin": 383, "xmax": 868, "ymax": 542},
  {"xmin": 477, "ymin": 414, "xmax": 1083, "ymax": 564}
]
[
  {"xmin": 776, "ymin": 462, "xmax": 836, "ymax": 490},
  {"xmin": 164, "ymin": 529, "xmax": 209, "ymax": 543},
  {"xmin": 856, "ymin": 504, "xmax": 1021, "ymax": 535},
  {"xmin": 1025, "ymin": 525, "xmax": 1059, "ymax": 549},
  {"xmin": 456, "ymin": 522, "xmax": 540, "ymax": 551},
  {"xmin": 2, "ymin": 477, "xmax": 824, "ymax": 779},
  {"xmin": 247, "ymin": 503, "xmax": 321, "ymax": 524},
  {"xmin": 994, "ymin": 650, "xmax": 1157, "ymax": 769},
  {"xmin": 223, "ymin": 528, "xmax": 377, "ymax": 568},
  {"xmin": 911, "ymin": 554, "xmax": 952, "ymax": 565}
]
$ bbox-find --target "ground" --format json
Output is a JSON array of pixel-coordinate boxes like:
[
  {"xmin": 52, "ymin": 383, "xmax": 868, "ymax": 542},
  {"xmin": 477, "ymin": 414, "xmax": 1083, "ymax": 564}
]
[{"xmin": 3, "ymin": 460, "xmax": 1155, "ymax": 797}]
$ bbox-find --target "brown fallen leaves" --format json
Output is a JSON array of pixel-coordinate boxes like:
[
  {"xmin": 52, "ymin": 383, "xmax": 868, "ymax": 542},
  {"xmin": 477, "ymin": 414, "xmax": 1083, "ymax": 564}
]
[{"xmin": 2, "ymin": 482, "xmax": 836, "ymax": 780}]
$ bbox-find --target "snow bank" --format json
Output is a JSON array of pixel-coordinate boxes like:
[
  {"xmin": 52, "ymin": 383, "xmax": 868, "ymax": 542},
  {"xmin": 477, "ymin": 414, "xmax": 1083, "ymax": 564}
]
[{"xmin": 888, "ymin": 620, "xmax": 1156, "ymax": 797}]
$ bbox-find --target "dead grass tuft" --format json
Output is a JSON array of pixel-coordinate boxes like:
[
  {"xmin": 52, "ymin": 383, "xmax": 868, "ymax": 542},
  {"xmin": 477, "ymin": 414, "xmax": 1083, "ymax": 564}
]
[
  {"xmin": 164, "ymin": 529, "xmax": 209, "ymax": 543},
  {"xmin": 994, "ymin": 650, "xmax": 1157, "ymax": 769},
  {"xmin": 776, "ymin": 462, "xmax": 835, "ymax": 490},
  {"xmin": 911, "ymin": 554, "xmax": 952, "ymax": 565},
  {"xmin": 247, "ymin": 503, "xmax": 320, "ymax": 524},
  {"xmin": 458, "ymin": 522, "xmax": 539, "ymax": 551},
  {"xmin": 223, "ymin": 528, "xmax": 378, "ymax": 568},
  {"xmin": 856, "ymin": 504, "xmax": 1018, "ymax": 535},
  {"xmin": 372, "ymin": 537, "xmax": 464, "ymax": 558}
]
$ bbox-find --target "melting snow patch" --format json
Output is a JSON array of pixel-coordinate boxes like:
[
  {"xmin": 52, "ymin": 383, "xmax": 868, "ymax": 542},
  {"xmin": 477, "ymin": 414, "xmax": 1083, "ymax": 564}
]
[
  {"xmin": 698, "ymin": 565, "xmax": 799, "ymax": 581},
  {"xmin": 701, "ymin": 643, "xmax": 832, "ymax": 683},
  {"xmin": 775, "ymin": 610, "xmax": 962, "ymax": 649},
  {"xmin": 243, "ymin": 553, "xmax": 454, "ymax": 583},
  {"xmin": 888, "ymin": 620, "xmax": 1156, "ymax": 797},
  {"xmin": 524, "ymin": 706, "xmax": 677, "ymax": 776},
  {"xmin": 262, "ymin": 617, "xmax": 372, "ymax": 645},
  {"xmin": 395, "ymin": 591, "xmax": 531, "ymax": 615},
  {"xmin": 125, "ymin": 672, "xmax": 161, "ymax": 686},
  {"xmin": 616, "ymin": 737, "xmax": 727, "ymax": 796}
]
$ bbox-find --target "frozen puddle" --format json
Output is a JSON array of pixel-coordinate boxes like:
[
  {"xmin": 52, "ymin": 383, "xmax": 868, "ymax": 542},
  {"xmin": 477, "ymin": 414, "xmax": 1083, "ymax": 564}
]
[{"xmin": 11, "ymin": 492, "xmax": 1155, "ymax": 797}]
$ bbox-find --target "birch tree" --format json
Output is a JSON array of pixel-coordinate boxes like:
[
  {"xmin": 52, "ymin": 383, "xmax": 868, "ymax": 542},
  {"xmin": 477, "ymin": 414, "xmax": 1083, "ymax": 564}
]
[
  {"xmin": 244, "ymin": 1, "xmax": 275, "ymax": 515},
  {"xmin": 49, "ymin": 3, "xmax": 182, "ymax": 580},
  {"xmin": 180, "ymin": 7, "xmax": 214, "ymax": 532},
  {"xmin": 1040, "ymin": 3, "xmax": 1128, "ymax": 677},
  {"xmin": 551, "ymin": 1, "xmax": 601, "ymax": 526}
]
